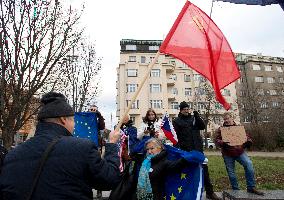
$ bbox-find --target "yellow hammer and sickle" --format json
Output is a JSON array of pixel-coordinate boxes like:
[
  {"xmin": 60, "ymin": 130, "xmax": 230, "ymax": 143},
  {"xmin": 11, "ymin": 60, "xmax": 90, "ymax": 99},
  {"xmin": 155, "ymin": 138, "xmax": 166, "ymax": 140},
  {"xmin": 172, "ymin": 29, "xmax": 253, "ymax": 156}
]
[{"xmin": 192, "ymin": 16, "xmax": 205, "ymax": 32}]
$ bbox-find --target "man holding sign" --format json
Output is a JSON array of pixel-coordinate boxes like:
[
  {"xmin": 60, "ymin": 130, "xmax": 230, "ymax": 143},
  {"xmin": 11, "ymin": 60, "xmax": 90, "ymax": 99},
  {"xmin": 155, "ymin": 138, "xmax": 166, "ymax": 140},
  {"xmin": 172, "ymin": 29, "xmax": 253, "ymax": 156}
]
[{"xmin": 215, "ymin": 112, "xmax": 264, "ymax": 195}]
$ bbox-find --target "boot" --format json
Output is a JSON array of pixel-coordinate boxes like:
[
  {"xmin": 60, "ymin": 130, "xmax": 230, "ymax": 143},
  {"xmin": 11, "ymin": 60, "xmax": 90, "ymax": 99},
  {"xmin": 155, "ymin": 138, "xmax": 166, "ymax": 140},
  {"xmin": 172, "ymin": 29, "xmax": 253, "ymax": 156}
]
[
  {"xmin": 247, "ymin": 188, "xmax": 264, "ymax": 195},
  {"xmin": 206, "ymin": 192, "xmax": 222, "ymax": 200}
]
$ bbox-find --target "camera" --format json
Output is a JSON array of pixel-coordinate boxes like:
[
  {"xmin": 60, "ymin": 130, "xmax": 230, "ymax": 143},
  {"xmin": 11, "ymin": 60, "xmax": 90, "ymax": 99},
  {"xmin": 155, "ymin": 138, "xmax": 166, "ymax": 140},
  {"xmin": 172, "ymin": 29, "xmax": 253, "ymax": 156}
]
[{"xmin": 147, "ymin": 122, "xmax": 156, "ymax": 137}]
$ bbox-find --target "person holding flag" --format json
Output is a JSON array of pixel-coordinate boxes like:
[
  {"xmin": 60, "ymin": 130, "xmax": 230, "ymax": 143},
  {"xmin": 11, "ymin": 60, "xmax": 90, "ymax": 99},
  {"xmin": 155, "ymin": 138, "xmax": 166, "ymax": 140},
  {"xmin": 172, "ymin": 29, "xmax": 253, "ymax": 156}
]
[
  {"xmin": 0, "ymin": 92, "xmax": 121, "ymax": 200},
  {"xmin": 173, "ymin": 101, "xmax": 221, "ymax": 200}
]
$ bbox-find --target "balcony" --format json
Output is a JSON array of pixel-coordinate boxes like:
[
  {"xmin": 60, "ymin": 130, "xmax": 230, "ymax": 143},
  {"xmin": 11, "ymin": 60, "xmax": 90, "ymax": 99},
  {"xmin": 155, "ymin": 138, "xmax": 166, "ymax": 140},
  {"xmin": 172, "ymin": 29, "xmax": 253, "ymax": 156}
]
[
  {"xmin": 162, "ymin": 62, "xmax": 175, "ymax": 72},
  {"xmin": 168, "ymin": 94, "xmax": 176, "ymax": 100},
  {"xmin": 167, "ymin": 78, "xmax": 175, "ymax": 86}
]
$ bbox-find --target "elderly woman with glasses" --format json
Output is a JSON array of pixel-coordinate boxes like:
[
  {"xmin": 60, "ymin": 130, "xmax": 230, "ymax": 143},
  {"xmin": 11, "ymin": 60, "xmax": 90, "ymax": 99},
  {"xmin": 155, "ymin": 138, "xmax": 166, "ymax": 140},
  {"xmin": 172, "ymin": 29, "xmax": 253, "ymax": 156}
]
[{"xmin": 136, "ymin": 138, "xmax": 188, "ymax": 200}]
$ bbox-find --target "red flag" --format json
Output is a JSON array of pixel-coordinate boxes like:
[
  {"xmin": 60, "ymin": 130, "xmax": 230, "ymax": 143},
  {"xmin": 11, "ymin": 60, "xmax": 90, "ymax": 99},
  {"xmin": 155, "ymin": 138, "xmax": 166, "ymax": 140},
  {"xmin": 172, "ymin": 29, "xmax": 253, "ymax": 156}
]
[{"xmin": 160, "ymin": 1, "xmax": 240, "ymax": 110}]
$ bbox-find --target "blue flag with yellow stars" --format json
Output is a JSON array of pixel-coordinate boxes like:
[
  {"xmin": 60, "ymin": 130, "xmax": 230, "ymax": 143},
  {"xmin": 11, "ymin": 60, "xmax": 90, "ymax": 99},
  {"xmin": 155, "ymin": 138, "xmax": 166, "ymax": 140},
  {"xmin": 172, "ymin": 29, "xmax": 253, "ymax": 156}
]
[
  {"xmin": 164, "ymin": 145, "xmax": 206, "ymax": 200},
  {"xmin": 74, "ymin": 112, "xmax": 99, "ymax": 146}
]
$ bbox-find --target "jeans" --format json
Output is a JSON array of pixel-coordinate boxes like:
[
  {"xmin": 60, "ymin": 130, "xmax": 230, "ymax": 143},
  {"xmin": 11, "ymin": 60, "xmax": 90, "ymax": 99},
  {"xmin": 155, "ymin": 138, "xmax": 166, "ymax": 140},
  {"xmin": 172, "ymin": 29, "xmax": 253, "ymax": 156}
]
[{"xmin": 223, "ymin": 152, "xmax": 255, "ymax": 190}]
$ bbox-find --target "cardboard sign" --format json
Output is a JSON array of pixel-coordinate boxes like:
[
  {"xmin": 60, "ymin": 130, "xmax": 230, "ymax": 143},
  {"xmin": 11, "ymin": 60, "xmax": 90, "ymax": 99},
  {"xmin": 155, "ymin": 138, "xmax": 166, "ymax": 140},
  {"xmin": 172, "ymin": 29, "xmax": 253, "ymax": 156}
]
[{"xmin": 220, "ymin": 126, "xmax": 247, "ymax": 146}]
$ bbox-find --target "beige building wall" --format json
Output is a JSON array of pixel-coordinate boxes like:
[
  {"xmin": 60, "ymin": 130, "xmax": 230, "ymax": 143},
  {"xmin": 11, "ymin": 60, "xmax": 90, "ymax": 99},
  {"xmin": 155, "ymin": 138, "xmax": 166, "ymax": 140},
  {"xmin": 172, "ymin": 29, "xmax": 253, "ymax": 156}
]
[{"xmin": 116, "ymin": 39, "xmax": 240, "ymax": 136}]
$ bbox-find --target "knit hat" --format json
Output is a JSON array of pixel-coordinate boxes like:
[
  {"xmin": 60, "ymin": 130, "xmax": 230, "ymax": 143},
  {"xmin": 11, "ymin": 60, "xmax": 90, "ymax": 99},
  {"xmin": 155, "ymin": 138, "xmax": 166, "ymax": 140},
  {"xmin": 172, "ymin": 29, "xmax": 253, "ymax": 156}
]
[
  {"xmin": 179, "ymin": 101, "xmax": 189, "ymax": 110},
  {"xmin": 37, "ymin": 92, "xmax": 74, "ymax": 120}
]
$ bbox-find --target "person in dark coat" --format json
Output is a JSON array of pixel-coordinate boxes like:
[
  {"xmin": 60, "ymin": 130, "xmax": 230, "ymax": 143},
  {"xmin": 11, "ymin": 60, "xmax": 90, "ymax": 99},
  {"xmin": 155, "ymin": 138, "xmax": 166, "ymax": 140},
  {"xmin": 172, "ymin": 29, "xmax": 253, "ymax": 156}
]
[
  {"xmin": 88, "ymin": 104, "xmax": 106, "ymax": 198},
  {"xmin": 136, "ymin": 138, "xmax": 187, "ymax": 200},
  {"xmin": 172, "ymin": 101, "xmax": 220, "ymax": 200},
  {"xmin": 215, "ymin": 112, "xmax": 264, "ymax": 195},
  {"xmin": 0, "ymin": 92, "xmax": 121, "ymax": 200}
]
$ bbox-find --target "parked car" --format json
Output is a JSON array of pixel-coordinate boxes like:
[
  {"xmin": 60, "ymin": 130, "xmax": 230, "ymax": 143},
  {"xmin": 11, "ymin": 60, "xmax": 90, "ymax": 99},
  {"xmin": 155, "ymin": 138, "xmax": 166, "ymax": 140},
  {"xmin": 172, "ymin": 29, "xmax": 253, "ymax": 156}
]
[{"xmin": 203, "ymin": 138, "xmax": 216, "ymax": 149}]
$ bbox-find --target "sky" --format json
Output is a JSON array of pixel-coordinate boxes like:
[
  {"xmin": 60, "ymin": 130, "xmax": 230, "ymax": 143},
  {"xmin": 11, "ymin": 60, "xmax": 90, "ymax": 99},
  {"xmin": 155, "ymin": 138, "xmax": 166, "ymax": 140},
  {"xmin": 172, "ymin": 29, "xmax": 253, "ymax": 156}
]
[{"xmin": 72, "ymin": 0, "xmax": 284, "ymax": 129}]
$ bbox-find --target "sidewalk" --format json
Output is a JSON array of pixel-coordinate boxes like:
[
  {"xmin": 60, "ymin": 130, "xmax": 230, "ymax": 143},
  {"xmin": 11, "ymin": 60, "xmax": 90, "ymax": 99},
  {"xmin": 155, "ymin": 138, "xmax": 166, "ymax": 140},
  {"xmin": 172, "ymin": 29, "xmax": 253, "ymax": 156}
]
[{"xmin": 204, "ymin": 151, "xmax": 284, "ymax": 157}]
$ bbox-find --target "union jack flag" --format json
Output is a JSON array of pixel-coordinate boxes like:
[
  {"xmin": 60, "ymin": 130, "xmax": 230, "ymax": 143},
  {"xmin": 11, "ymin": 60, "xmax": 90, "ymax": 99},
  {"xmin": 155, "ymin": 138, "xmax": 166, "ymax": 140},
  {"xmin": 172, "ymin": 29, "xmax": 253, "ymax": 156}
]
[{"xmin": 160, "ymin": 113, "xmax": 178, "ymax": 145}]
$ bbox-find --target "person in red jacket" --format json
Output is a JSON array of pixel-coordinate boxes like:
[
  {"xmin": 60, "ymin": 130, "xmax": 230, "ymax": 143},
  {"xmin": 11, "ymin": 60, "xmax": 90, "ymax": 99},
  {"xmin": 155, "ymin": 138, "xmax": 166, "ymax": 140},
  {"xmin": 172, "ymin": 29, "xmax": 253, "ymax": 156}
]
[{"xmin": 215, "ymin": 112, "xmax": 264, "ymax": 195}]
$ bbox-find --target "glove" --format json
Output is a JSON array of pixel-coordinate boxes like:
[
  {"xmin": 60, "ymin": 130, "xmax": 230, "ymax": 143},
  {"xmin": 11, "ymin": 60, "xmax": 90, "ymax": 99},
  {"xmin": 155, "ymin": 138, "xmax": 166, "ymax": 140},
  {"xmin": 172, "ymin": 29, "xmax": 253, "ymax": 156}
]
[
  {"xmin": 193, "ymin": 111, "xmax": 200, "ymax": 118},
  {"xmin": 242, "ymin": 141, "xmax": 252, "ymax": 149}
]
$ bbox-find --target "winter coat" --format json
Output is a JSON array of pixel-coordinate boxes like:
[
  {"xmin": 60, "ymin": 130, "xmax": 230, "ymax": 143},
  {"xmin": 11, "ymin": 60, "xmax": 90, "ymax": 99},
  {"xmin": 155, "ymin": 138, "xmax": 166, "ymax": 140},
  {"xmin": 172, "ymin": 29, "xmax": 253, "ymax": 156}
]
[
  {"xmin": 173, "ymin": 113, "xmax": 205, "ymax": 152},
  {"xmin": 215, "ymin": 123, "xmax": 252, "ymax": 157},
  {"xmin": 149, "ymin": 150, "xmax": 187, "ymax": 200},
  {"xmin": 137, "ymin": 120, "xmax": 164, "ymax": 140},
  {"xmin": 0, "ymin": 122, "xmax": 121, "ymax": 200}
]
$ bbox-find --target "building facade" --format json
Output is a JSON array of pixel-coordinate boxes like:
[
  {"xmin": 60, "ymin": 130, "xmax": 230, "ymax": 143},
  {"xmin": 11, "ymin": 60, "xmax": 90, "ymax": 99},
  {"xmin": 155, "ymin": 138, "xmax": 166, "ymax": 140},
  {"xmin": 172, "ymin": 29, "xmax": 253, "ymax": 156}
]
[
  {"xmin": 235, "ymin": 53, "xmax": 284, "ymax": 124},
  {"xmin": 116, "ymin": 39, "xmax": 240, "ymax": 136}
]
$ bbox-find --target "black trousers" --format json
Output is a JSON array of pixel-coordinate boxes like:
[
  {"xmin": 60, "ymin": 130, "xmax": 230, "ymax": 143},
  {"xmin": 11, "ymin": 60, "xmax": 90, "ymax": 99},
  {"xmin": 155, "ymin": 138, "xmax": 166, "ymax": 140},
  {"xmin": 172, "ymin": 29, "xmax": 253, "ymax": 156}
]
[{"xmin": 203, "ymin": 164, "xmax": 214, "ymax": 195}]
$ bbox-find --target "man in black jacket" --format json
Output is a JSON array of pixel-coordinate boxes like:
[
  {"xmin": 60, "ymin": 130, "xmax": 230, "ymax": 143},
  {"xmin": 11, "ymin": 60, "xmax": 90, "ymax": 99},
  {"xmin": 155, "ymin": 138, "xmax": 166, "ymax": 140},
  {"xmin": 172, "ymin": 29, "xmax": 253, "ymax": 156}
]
[
  {"xmin": 0, "ymin": 92, "xmax": 121, "ymax": 200},
  {"xmin": 173, "ymin": 101, "xmax": 220, "ymax": 200}
]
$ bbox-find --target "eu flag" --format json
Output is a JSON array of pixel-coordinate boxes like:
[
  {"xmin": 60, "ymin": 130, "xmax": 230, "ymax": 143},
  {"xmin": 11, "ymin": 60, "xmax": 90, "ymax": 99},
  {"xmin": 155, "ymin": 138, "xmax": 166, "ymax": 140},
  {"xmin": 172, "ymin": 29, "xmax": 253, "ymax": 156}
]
[
  {"xmin": 164, "ymin": 145, "xmax": 206, "ymax": 200},
  {"xmin": 74, "ymin": 112, "xmax": 99, "ymax": 146}
]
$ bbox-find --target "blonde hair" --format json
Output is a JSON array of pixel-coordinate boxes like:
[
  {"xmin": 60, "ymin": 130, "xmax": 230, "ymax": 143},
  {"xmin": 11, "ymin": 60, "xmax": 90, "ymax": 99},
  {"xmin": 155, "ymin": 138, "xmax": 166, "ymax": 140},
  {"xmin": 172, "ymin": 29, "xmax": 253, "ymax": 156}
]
[{"xmin": 145, "ymin": 138, "xmax": 164, "ymax": 150}]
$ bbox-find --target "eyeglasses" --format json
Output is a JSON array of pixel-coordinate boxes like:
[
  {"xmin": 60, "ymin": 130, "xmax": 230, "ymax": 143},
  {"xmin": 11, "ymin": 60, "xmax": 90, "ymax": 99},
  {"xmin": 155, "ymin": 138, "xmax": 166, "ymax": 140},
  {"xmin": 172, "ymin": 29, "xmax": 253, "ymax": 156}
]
[{"xmin": 89, "ymin": 108, "xmax": 96, "ymax": 112}]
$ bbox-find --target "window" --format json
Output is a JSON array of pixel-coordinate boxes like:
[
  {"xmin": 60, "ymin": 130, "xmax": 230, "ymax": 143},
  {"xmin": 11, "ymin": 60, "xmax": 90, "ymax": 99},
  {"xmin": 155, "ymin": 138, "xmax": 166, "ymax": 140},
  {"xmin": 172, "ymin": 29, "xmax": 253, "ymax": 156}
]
[
  {"xmin": 264, "ymin": 65, "xmax": 272, "ymax": 71},
  {"xmin": 244, "ymin": 116, "xmax": 251, "ymax": 123},
  {"xmin": 262, "ymin": 115, "xmax": 269, "ymax": 122},
  {"xmin": 222, "ymin": 89, "xmax": 231, "ymax": 96},
  {"xmin": 150, "ymin": 69, "xmax": 160, "ymax": 77},
  {"xmin": 277, "ymin": 66, "xmax": 283, "ymax": 72},
  {"xmin": 126, "ymin": 84, "xmax": 137, "ymax": 93},
  {"xmin": 127, "ymin": 69, "xmax": 138, "ymax": 77},
  {"xmin": 130, "ymin": 116, "xmax": 136, "ymax": 124},
  {"xmin": 141, "ymin": 56, "xmax": 146, "ymax": 63},
  {"xmin": 256, "ymin": 89, "xmax": 264, "ymax": 95},
  {"xmin": 269, "ymin": 90, "xmax": 277, "ymax": 96},
  {"xmin": 197, "ymin": 102, "xmax": 206, "ymax": 110},
  {"xmin": 126, "ymin": 45, "xmax": 136, "ymax": 50},
  {"xmin": 185, "ymin": 88, "xmax": 192, "ymax": 96},
  {"xmin": 129, "ymin": 56, "xmax": 136, "ymax": 62},
  {"xmin": 240, "ymin": 90, "xmax": 246, "ymax": 96},
  {"xmin": 279, "ymin": 77, "xmax": 284, "ymax": 83},
  {"xmin": 252, "ymin": 64, "xmax": 261, "ymax": 71},
  {"xmin": 267, "ymin": 77, "xmax": 275, "ymax": 84},
  {"xmin": 194, "ymin": 74, "xmax": 205, "ymax": 82},
  {"xmin": 150, "ymin": 100, "xmax": 162, "ymax": 109},
  {"xmin": 126, "ymin": 100, "xmax": 139, "ymax": 109},
  {"xmin": 172, "ymin": 88, "xmax": 178, "ymax": 95},
  {"xmin": 149, "ymin": 46, "xmax": 159, "ymax": 51},
  {"xmin": 170, "ymin": 74, "xmax": 177, "ymax": 81},
  {"xmin": 272, "ymin": 101, "xmax": 279, "ymax": 108},
  {"xmin": 260, "ymin": 102, "xmax": 268, "ymax": 109},
  {"xmin": 184, "ymin": 74, "xmax": 191, "ymax": 82},
  {"xmin": 255, "ymin": 76, "xmax": 264, "ymax": 83},
  {"xmin": 171, "ymin": 102, "xmax": 179, "ymax": 109},
  {"xmin": 150, "ymin": 84, "xmax": 161, "ymax": 93},
  {"xmin": 195, "ymin": 88, "xmax": 205, "ymax": 95}
]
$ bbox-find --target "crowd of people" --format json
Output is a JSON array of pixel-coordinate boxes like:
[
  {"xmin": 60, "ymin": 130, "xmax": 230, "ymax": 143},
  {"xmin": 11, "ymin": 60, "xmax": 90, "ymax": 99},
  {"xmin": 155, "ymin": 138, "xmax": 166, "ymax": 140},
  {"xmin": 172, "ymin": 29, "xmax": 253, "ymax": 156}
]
[{"xmin": 0, "ymin": 92, "xmax": 264, "ymax": 200}]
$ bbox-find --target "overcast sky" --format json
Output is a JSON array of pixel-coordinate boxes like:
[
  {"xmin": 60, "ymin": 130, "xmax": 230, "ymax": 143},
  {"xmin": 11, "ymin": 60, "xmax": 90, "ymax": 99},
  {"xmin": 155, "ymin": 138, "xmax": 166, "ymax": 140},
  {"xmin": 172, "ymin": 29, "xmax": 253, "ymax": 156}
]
[{"xmin": 73, "ymin": 0, "xmax": 284, "ymax": 129}]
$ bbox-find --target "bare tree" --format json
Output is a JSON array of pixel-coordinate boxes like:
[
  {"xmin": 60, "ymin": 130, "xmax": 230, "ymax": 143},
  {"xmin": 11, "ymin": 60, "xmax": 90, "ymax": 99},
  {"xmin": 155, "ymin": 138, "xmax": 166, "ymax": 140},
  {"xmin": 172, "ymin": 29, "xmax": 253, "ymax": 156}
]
[
  {"xmin": 0, "ymin": 0, "xmax": 83, "ymax": 148},
  {"xmin": 54, "ymin": 39, "xmax": 102, "ymax": 112}
]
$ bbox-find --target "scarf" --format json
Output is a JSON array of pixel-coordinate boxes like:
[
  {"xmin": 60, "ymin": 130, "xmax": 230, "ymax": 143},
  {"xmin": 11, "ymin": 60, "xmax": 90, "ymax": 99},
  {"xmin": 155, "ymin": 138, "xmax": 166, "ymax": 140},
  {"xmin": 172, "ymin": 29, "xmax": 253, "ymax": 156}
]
[{"xmin": 137, "ymin": 154, "xmax": 154, "ymax": 200}]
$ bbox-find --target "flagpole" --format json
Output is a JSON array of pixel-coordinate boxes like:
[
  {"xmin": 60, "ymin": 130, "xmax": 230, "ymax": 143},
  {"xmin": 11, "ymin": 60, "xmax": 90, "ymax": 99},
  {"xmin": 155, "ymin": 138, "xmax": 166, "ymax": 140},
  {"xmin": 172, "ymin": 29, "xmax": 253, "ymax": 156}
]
[{"xmin": 115, "ymin": 51, "xmax": 161, "ymax": 132}]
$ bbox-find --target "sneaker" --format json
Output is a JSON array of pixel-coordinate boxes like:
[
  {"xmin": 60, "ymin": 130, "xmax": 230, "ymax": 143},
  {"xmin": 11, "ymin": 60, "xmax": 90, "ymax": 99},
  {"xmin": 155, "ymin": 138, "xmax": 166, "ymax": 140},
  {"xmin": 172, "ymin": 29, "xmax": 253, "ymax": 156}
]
[
  {"xmin": 206, "ymin": 192, "xmax": 222, "ymax": 200},
  {"xmin": 247, "ymin": 188, "xmax": 264, "ymax": 196}
]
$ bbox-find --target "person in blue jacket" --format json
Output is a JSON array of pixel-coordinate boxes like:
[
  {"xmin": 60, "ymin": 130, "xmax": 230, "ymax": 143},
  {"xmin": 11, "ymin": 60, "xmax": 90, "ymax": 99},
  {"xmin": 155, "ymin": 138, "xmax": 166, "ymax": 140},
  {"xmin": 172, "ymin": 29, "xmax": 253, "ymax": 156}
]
[{"xmin": 0, "ymin": 92, "xmax": 121, "ymax": 200}]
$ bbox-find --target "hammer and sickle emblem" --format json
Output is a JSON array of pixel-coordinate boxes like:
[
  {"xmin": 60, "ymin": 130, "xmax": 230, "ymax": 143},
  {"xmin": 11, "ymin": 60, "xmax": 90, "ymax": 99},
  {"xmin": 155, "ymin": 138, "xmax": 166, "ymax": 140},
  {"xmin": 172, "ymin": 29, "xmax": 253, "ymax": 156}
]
[{"xmin": 192, "ymin": 16, "xmax": 205, "ymax": 32}]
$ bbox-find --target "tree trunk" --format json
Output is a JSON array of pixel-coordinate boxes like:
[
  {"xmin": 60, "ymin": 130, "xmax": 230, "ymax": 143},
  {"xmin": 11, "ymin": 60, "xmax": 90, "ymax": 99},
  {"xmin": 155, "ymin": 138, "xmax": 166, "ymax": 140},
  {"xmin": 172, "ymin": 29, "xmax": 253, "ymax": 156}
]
[{"xmin": 1, "ymin": 126, "xmax": 15, "ymax": 150}]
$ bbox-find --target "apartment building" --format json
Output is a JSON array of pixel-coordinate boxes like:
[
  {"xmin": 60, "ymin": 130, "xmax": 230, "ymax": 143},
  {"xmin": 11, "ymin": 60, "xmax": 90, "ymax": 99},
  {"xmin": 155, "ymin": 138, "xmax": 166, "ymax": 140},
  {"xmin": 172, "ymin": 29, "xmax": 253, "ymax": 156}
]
[
  {"xmin": 116, "ymin": 39, "xmax": 240, "ymax": 135},
  {"xmin": 235, "ymin": 53, "xmax": 284, "ymax": 124}
]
